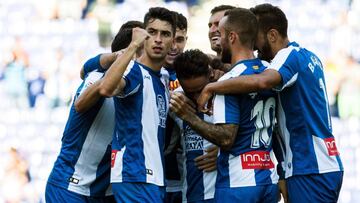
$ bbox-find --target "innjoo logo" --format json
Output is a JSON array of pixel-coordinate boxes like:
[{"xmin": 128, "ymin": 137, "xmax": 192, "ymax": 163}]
[
  {"xmin": 324, "ymin": 137, "xmax": 339, "ymax": 156},
  {"xmin": 241, "ymin": 151, "xmax": 274, "ymax": 169}
]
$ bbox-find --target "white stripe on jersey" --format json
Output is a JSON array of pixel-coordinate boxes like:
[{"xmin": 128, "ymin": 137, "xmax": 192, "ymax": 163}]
[
  {"xmin": 140, "ymin": 67, "xmax": 165, "ymax": 186},
  {"xmin": 228, "ymin": 154, "xmax": 255, "ymax": 187},
  {"xmin": 111, "ymin": 145, "xmax": 126, "ymax": 182},
  {"xmin": 277, "ymin": 94, "xmax": 294, "ymax": 178},
  {"xmin": 312, "ymin": 136, "xmax": 342, "ymax": 173},
  {"xmin": 68, "ymin": 98, "xmax": 115, "ymax": 196},
  {"xmin": 202, "ymin": 138, "xmax": 216, "ymax": 200},
  {"xmin": 268, "ymin": 45, "xmax": 300, "ymax": 71}
]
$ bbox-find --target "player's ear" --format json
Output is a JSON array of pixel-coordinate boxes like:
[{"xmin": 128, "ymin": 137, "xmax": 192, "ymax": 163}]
[
  {"xmin": 229, "ymin": 31, "xmax": 236, "ymax": 44},
  {"xmin": 266, "ymin": 29, "xmax": 278, "ymax": 43}
]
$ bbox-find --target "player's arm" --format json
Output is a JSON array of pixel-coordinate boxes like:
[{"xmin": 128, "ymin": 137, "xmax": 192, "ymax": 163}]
[
  {"xmin": 98, "ymin": 28, "xmax": 149, "ymax": 97},
  {"xmin": 197, "ymin": 69, "xmax": 281, "ymax": 112},
  {"xmin": 170, "ymin": 92, "xmax": 238, "ymax": 151},
  {"xmin": 74, "ymin": 80, "xmax": 103, "ymax": 113},
  {"xmin": 80, "ymin": 51, "xmax": 125, "ymax": 80}
]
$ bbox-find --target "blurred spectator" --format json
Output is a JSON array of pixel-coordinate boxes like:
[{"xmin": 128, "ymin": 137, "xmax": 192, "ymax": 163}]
[
  {"xmin": 86, "ymin": 0, "xmax": 116, "ymax": 47},
  {"xmin": 0, "ymin": 147, "xmax": 36, "ymax": 202}
]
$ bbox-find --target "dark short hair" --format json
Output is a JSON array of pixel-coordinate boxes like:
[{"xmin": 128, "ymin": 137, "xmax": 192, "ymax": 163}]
[
  {"xmin": 210, "ymin": 5, "xmax": 235, "ymax": 15},
  {"xmin": 173, "ymin": 49, "xmax": 210, "ymax": 80},
  {"xmin": 223, "ymin": 8, "xmax": 258, "ymax": 49},
  {"xmin": 250, "ymin": 3, "xmax": 288, "ymax": 37},
  {"xmin": 144, "ymin": 7, "xmax": 176, "ymax": 36},
  {"xmin": 172, "ymin": 11, "xmax": 187, "ymax": 31},
  {"xmin": 111, "ymin": 21, "xmax": 144, "ymax": 52}
]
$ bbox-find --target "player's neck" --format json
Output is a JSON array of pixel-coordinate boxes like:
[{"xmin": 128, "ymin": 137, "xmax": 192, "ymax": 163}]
[
  {"xmin": 231, "ymin": 49, "xmax": 255, "ymax": 65},
  {"xmin": 138, "ymin": 54, "xmax": 164, "ymax": 72},
  {"xmin": 274, "ymin": 37, "xmax": 290, "ymax": 55}
]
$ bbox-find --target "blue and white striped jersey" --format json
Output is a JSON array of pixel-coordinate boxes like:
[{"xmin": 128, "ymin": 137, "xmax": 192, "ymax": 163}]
[
  {"xmin": 174, "ymin": 112, "xmax": 217, "ymax": 202},
  {"xmin": 47, "ymin": 59, "xmax": 114, "ymax": 197},
  {"xmin": 268, "ymin": 42, "xmax": 343, "ymax": 178},
  {"xmin": 111, "ymin": 61, "xmax": 169, "ymax": 186},
  {"xmin": 213, "ymin": 58, "xmax": 278, "ymax": 188}
]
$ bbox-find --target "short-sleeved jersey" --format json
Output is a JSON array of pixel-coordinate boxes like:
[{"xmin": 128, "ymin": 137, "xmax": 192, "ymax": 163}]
[
  {"xmin": 111, "ymin": 61, "xmax": 169, "ymax": 186},
  {"xmin": 174, "ymin": 112, "xmax": 217, "ymax": 202},
  {"xmin": 268, "ymin": 42, "xmax": 343, "ymax": 178},
  {"xmin": 48, "ymin": 64, "xmax": 115, "ymax": 196},
  {"xmin": 213, "ymin": 58, "xmax": 278, "ymax": 188}
]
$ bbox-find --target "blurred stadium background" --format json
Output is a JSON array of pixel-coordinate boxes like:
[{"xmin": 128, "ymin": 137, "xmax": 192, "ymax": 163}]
[{"xmin": 0, "ymin": 0, "xmax": 359, "ymax": 202}]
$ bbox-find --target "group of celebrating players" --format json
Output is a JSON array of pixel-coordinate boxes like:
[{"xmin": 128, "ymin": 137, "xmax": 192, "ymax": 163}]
[{"xmin": 44, "ymin": 3, "xmax": 344, "ymax": 203}]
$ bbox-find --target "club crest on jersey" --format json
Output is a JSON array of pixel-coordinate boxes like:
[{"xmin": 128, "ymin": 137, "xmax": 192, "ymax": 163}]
[{"xmin": 157, "ymin": 95, "xmax": 166, "ymax": 128}]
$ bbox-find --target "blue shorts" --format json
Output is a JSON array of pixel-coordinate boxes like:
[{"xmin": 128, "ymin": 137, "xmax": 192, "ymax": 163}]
[
  {"xmin": 112, "ymin": 182, "xmax": 165, "ymax": 203},
  {"xmin": 45, "ymin": 182, "xmax": 115, "ymax": 203},
  {"xmin": 287, "ymin": 171, "xmax": 343, "ymax": 203},
  {"xmin": 188, "ymin": 199, "xmax": 215, "ymax": 203},
  {"xmin": 165, "ymin": 191, "xmax": 182, "ymax": 203},
  {"xmin": 214, "ymin": 184, "xmax": 278, "ymax": 203}
]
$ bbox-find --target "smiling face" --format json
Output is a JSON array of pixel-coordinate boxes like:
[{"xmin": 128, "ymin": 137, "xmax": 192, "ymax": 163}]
[
  {"xmin": 219, "ymin": 17, "xmax": 232, "ymax": 64},
  {"xmin": 208, "ymin": 10, "xmax": 227, "ymax": 54},
  {"xmin": 165, "ymin": 28, "xmax": 187, "ymax": 67},
  {"xmin": 144, "ymin": 18, "xmax": 174, "ymax": 61}
]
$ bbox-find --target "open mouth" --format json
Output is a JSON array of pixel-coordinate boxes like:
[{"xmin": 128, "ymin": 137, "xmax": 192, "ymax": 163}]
[{"xmin": 153, "ymin": 47, "xmax": 163, "ymax": 53}]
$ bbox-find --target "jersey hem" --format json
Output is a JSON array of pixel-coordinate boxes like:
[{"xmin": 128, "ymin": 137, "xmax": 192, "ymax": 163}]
[
  {"xmin": 47, "ymin": 180, "xmax": 113, "ymax": 197},
  {"xmin": 285, "ymin": 167, "xmax": 343, "ymax": 179}
]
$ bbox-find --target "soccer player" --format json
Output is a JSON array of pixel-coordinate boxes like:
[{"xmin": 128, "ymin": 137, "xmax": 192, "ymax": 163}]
[
  {"xmin": 171, "ymin": 8, "xmax": 278, "ymax": 203},
  {"xmin": 45, "ymin": 21, "xmax": 143, "ymax": 203},
  {"xmin": 208, "ymin": 5, "xmax": 234, "ymax": 58},
  {"xmin": 172, "ymin": 49, "xmax": 218, "ymax": 203},
  {"xmin": 197, "ymin": 4, "xmax": 344, "ymax": 203},
  {"xmin": 96, "ymin": 7, "xmax": 176, "ymax": 203}
]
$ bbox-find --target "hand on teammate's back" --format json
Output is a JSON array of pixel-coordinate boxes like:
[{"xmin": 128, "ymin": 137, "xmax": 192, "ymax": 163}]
[{"xmin": 194, "ymin": 145, "xmax": 218, "ymax": 172}]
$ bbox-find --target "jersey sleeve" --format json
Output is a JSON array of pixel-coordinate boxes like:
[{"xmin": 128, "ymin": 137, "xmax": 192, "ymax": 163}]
[
  {"xmin": 267, "ymin": 47, "xmax": 300, "ymax": 91},
  {"xmin": 213, "ymin": 94, "xmax": 240, "ymax": 125},
  {"xmin": 117, "ymin": 61, "xmax": 141, "ymax": 98},
  {"xmin": 83, "ymin": 54, "xmax": 104, "ymax": 76},
  {"xmin": 77, "ymin": 70, "xmax": 104, "ymax": 97}
]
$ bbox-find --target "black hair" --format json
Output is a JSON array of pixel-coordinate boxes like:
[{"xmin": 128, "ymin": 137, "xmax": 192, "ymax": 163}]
[
  {"xmin": 250, "ymin": 3, "xmax": 288, "ymax": 37},
  {"xmin": 210, "ymin": 5, "xmax": 235, "ymax": 15},
  {"xmin": 173, "ymin": 49, "xmax": 210, "ymax": 80},
  {"xmin": 144, "ymin": 7, "xmax": 176, "ymax": 36},
  {"xmin": 111, "ymin": 20, "xmax": 144, "ymax": 52},
  {"xmin": 172, "ymin": 11, "xmax": 187, "ymax": 31},
  {"xmin": 223, "ymin": 8, "xmax": 258, "ymax": 49}
]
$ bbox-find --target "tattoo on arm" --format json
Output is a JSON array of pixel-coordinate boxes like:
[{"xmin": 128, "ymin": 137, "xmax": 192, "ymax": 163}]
[{"xmin": 185, "ymin": 115, "xmax": 238, "ymax": 150}]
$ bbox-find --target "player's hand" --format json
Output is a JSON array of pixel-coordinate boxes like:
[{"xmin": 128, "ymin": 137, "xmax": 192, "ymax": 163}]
[
  {"xmin": 131, "ymin": 27, "xmax": 150, "ymax": 48},
  {"xmin": 197, "ymin": 84, "xmax": 214, "ymax": 114},
  {"xmin": 194, "ymin": 145, "xmax": 218, "ymax": 172},
  {"xmin": 210, "ymin": 68, "xmax": 224, "ymax": 82},
  {"xmin": 170, "ymin": 92, "xmax": 196, "ymax": 121},
  {"xmin": 278, "ymin": 179, "xmax": 288, "ymax": 203}
]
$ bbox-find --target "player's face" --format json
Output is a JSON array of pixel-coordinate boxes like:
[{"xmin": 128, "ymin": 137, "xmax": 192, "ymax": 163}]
[
  {"xmin": 219, "ymin": 18, "xmax": 231, "ymax": 64},
  {"xmin": 208, "ymin": 10, "xmax": 227, "ymax": 54},
  {"xmin": 180, "ymin": 75, "xmax": 210, "ymax": 104},
  {"xmin": 144, "ymin": 19, "xmax": 174, "ymax": 61},
  {"xmin": 165, "ymin": 28, "xmax": 187, "ymax": 67},
  {"xmin": 255, "ymin": 30, "xmax": 273, "ymax": 62}
]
